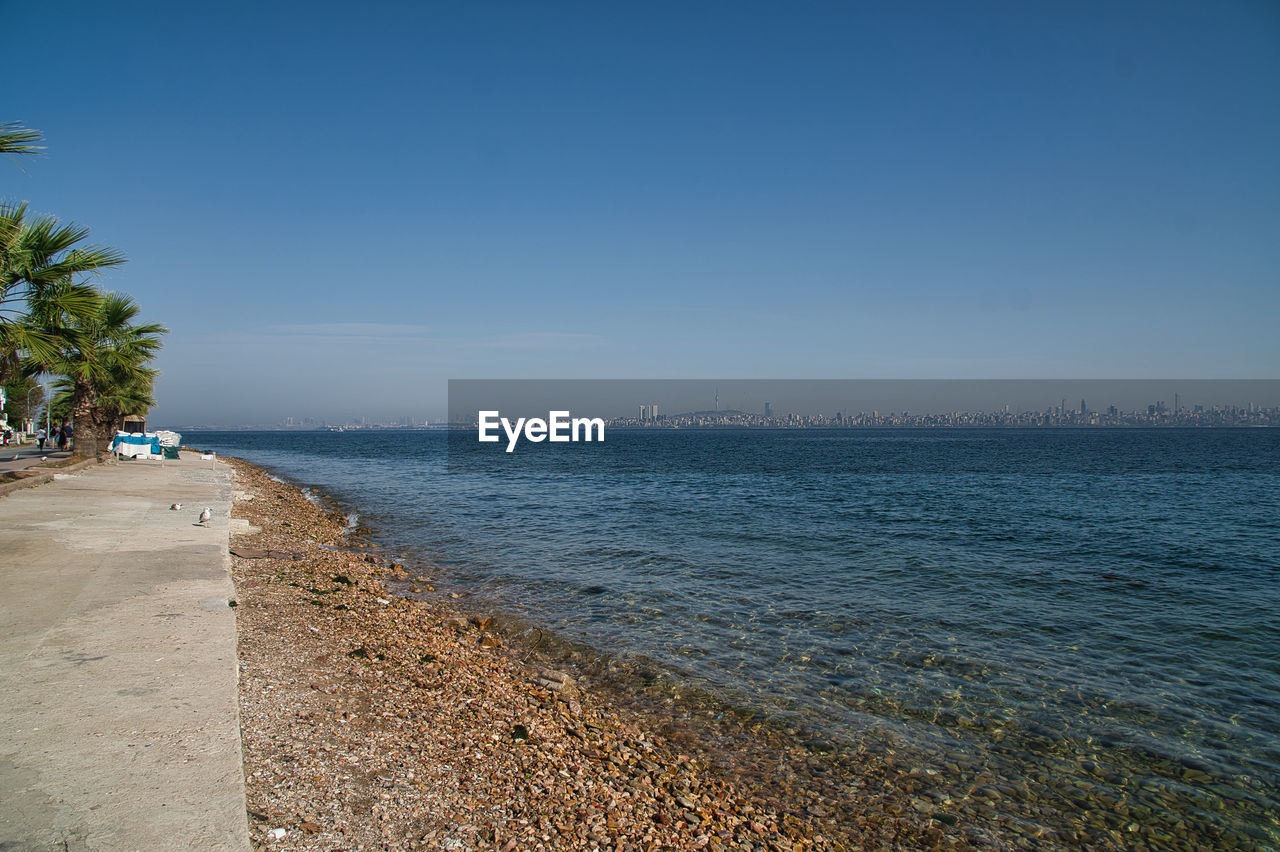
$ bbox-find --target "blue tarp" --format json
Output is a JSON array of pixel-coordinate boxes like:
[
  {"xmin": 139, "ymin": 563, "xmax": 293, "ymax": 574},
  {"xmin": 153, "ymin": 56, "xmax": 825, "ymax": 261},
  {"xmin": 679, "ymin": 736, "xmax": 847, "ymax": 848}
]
[{"xmin": 110, "ymin": 431, "xmax": 162, "ymax": 458}]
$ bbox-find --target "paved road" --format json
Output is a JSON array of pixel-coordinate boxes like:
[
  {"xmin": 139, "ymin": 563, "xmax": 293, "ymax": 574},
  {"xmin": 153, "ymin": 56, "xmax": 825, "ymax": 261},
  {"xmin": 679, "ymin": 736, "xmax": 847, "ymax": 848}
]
[{"xmin": 0, "ymin": 453, "xmax": 250, "ymax": 850}]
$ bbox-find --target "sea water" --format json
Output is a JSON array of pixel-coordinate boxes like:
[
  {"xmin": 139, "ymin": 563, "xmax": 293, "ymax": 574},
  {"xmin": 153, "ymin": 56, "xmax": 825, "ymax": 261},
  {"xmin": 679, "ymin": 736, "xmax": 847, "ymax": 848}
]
[{"xmin": 188, "ymin": 428, "xmax": 1280, "ymax": 849}]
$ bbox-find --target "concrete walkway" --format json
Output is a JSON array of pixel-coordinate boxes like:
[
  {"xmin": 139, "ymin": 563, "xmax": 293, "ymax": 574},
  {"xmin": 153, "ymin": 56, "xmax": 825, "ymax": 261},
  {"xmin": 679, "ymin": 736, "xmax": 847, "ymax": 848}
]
[{"xmin": 0, "ymin": 453, "xmax": 250, "ymax": 851}]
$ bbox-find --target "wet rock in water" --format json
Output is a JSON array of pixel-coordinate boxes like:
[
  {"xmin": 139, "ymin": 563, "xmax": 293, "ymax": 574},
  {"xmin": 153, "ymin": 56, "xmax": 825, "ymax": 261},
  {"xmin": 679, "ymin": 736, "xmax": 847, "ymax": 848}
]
[
  {"xmin": 534, "ymin": 668, "xmax": 582, "ymax": 700},
  {"xmin": 538, "ymin": 668, "xmax": 576, "ymax": 687},
  {"xmin": 444, "ymin": 616, "xmax": 470, "ymax": 633}
]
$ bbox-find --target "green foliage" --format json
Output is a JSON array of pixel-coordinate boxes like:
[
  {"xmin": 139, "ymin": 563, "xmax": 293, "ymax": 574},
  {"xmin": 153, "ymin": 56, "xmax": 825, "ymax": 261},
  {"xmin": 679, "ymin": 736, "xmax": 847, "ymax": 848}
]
[
  {"xmin": 46, "ymin": 378, "xmax": 73, "ymax": 425},
  {"xmin": 1, "ymin": 202, "xmax": 124, "ymax": 381},
  {"xmin": 39, "ymin": 291, "xmax": 167, "ymax": 456},
  {"xmin": 0, "ymin": 121, "xmax": 45, "ymax": 156},
  {"xmin": 3, "ymin": 120, "xmax": 166, "ymax": 454},
  {"xmin": 1, "ymin": 375, "xmax": 43, "ymax": 425}
]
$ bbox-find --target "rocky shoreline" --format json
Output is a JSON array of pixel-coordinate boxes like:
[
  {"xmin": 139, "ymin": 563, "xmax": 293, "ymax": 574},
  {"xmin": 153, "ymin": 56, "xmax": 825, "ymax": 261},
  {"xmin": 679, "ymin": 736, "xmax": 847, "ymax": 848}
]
[{"xmin": 227, "ymin": 456, "xmax": 968, "ymax": 850}]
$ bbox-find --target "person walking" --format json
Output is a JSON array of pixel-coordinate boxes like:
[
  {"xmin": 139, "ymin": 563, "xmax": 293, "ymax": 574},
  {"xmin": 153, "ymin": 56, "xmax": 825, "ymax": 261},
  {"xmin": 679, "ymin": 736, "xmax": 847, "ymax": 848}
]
[
  {"xmin": 37, "ymin": 427, "xmax": 45, "ymax": 452},
  {"xmin": 57, "ymin": 423, "xmax": 70, "ymax": 452}
]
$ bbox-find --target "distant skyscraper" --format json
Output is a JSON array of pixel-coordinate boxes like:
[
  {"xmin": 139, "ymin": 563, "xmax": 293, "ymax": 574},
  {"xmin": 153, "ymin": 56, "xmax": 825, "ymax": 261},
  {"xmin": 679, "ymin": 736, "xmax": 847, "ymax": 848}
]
[
  {"xmin": 764, "ymin": 401, "xmax": 772, "ymax": 417},
  {"xmin": 1080, "ymin": 399, "xmax": 1087, "ymax": 415}
]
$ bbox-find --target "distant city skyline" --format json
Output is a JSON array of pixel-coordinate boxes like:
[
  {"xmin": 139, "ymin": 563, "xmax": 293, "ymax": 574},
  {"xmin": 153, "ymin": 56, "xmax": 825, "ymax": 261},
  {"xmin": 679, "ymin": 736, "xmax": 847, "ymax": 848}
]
[
  {"xmin": 443, "ymin": 379, "xmax": 1280, "ymax": 423},
  {"xmin": 172, "ymin": 395, "xmax": 1277, "ymax": 432},
  {"xmin": 7, "ymin": 3, "xmax": 1278, "ymax": 426},
  {"xmin": 160, "ymin": 379, "xmax": 1280, "ymax": 430}
]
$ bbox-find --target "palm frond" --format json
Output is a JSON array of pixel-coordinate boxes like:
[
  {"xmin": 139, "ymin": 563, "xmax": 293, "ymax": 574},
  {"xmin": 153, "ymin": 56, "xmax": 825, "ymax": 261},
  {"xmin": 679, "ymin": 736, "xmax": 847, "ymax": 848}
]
[
  {"xmin": 23, "ymin": 281, "xmax": 102, "ymax": 330},
  {"xmin": 0, "ymin": 121, "xmax": 45, "ymax": 156}
]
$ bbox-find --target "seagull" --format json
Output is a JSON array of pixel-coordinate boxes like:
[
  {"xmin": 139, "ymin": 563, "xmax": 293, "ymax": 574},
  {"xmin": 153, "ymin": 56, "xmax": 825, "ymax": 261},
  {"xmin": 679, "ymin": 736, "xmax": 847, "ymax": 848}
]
[
  {"xmin": 170, "ymin": 503, "xmax": 183, "ymax": 511},
  {"xmin": 198, "ymin": 507, "xmax": 212, "ymax": 526}
]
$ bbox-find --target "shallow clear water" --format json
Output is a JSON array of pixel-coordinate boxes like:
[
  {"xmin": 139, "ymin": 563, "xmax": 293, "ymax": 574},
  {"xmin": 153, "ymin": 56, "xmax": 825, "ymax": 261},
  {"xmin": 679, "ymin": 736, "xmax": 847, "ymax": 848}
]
[{"xmin": 190, "ymin": 428, "xmax": 1280, "ymax": 848}]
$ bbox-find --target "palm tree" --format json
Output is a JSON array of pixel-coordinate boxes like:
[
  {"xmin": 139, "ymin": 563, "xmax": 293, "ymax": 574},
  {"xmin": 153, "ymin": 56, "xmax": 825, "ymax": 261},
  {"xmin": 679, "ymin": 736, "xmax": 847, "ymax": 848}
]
[
  {"xmin": 94, "ymin": 362, "xmax": 159, "ymax": 450},
  {"xmin": 3, "ymin": 123, "xmax": 118, "ymax": 377},
  {"xmin": 1, "ymin": 202, "xmax": 123, "ymax": 383},
  {"xmin": 46, "ymin": 367, "xmax": 157, "ymax": 452},
  {"xmin": 0, "ymin": 121, "xmax": 44, "ymax": 156},
  {"xmin": 41, "ymin": 292, "xmax": 166, "ymax": 458}
]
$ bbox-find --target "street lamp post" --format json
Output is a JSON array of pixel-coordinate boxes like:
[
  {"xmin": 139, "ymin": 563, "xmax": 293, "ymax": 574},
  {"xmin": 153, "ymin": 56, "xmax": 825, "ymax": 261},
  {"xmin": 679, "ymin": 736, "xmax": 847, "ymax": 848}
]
[{"xmin": 25, "ymin": 386, "xmax": 40, "ymax": 437}]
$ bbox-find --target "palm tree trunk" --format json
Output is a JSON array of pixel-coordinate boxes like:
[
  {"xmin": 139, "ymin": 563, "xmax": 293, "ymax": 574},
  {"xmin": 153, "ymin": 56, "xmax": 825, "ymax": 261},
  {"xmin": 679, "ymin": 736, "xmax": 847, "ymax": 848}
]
[
  {"xmin": 72, "ymin": 378, "xmax": 98, "ymax": 458},
  {"xmin": 95, "ymin": 406, "xmax": 120, "ymax": 454}
]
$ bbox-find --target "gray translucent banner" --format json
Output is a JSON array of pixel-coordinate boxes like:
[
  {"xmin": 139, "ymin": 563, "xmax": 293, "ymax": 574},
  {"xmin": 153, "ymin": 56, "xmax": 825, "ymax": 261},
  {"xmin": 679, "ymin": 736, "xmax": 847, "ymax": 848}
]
[{"xmin": 447, "ymin": 379, "xmax": 1278, "ymax": 472}]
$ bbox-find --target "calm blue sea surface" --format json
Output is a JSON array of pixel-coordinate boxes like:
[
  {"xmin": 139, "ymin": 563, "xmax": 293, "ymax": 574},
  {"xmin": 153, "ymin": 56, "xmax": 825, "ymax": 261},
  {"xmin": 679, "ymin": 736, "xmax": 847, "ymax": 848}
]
[{"xmin": 189, "ymin": 428, "xmax": 1280, "ymax": 848}]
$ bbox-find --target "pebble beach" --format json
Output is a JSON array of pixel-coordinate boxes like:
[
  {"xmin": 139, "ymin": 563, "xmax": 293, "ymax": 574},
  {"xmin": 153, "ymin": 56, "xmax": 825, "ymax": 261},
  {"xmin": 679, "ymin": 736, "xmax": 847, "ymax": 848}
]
[{"xmin": 226, "ymin": 456, "xmax": 962, "ymax": 851}]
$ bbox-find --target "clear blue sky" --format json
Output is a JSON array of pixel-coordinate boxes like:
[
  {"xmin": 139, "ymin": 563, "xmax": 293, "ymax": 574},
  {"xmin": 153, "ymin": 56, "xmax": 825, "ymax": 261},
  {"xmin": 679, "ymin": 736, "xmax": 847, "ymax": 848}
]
[{"xmin": 6, "ymin": 1, "xmax": 1278, "ymax": 425}]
